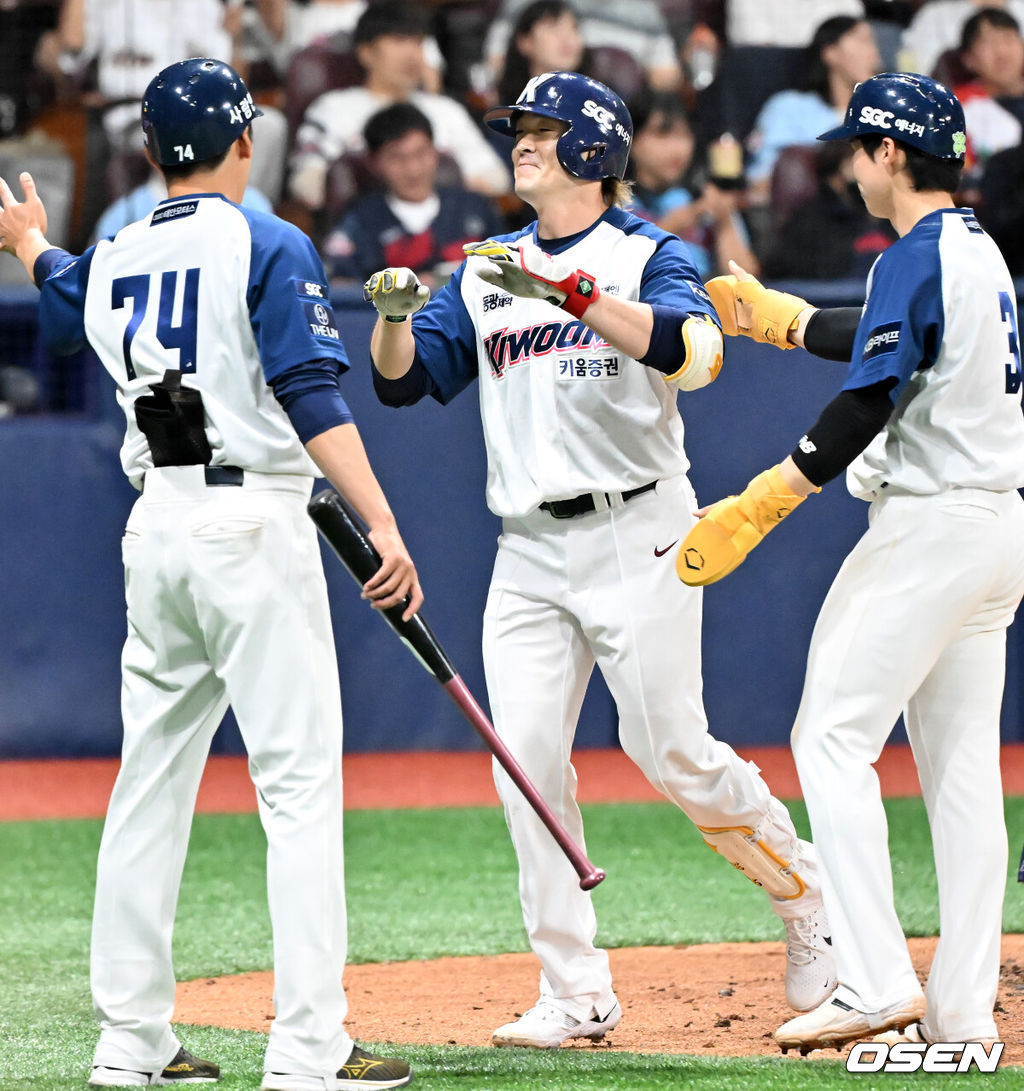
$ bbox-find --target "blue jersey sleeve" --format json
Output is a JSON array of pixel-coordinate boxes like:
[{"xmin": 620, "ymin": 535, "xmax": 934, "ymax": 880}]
[
  {"xmin": 242, "ymin": 208, "xmax": 351, "ymax": 383},
  {"xmin": 37, "ymin": 246, "xmax": 98, "ymax": 355},
  {"xmin": 409, "ymin": 262, "xmax": 479, "ymax": 404},
  {"xmin": 637, "ymin": 231, "xmax": 719, "ymax": 322},
  {"xmin": 844, "ymin": 234, "xmax": 944, "ymax": 402}
]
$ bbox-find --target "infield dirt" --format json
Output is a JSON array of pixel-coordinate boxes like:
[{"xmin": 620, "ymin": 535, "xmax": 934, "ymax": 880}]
[{"xmin": 176, "ymin": 935, "xmax": 1024, "ymax": 1063}]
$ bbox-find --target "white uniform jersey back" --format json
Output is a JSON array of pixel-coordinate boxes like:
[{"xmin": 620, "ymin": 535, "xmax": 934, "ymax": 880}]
[
  {"xmin": 845, "ymin": 207, "xmax": 1024, "ymax": 498},
  {"xmin": 38, "ymin": 194, "xmax": 350, "ymax": 486},
  {"xmin": 409, "ymin": 207, "xmax": 718, "ymax": 518}
]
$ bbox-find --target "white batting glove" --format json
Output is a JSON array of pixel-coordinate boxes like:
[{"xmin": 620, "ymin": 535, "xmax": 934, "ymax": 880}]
[
  {"xmin": 463, "ymin": 239, "xmax": 600, "ymax": 319},
  {"xmin": 362, "ymin": 267, "xmax": 430, "ymax": 323}
]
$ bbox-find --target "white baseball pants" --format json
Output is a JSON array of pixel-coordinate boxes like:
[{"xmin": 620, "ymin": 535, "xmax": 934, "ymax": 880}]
[
  {"xmin": 792, "ymin": 487, "xmax": 1024, "ymax": 1041},
  {"xmin": 483, "ymin": 475, "xmax": 817, "ymax": 1018},
  {"xmin": 91, "ymin": 467, "xmax": 351, "ymax": 1078}
]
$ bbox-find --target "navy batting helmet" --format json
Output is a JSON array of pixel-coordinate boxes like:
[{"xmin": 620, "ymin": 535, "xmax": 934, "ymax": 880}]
[
  {"xmin": 142, "ymin": 58, "xmax": 263, "ymax": 167},
  {"xmin": 818, "ymin": 72, "xmax": 966, "ymax": 161},
  {"xmin": 484, "ymin": 71, "xmax": 632, "ymax": 181}
]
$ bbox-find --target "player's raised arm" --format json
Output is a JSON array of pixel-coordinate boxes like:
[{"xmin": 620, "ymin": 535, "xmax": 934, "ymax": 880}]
[
  {"xmin": 364, "ymin": 266, "xmax": 427, "ymax": 379},
  {"xmin": 0, "ymin": 172, "xmax": 63, "ymax": 278}
]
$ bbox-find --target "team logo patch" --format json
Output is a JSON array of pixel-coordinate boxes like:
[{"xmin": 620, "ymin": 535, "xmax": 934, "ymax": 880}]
[
  {"xmin": 862, "ymin": 321, "xmax": 901, "ymax": 360},
  {"xmin": 303, "ymin": 299, "xmax": 339, "ymax": 339},
  {"xmin": 293, "ymin": 278, "xmax": 327, "ymax": 299},
  {"xmin": 152, "ymin": 201, "xmax": 198, "ymax": 225},
  {"xmin": 952, "ymin": 131, "xmax": 967, "ymax": 157}
]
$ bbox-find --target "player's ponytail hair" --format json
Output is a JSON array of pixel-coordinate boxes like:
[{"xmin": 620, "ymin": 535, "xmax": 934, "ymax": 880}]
[{"xmin": 602, "ymin": 176, "xmax": 634, "ymax": 207}]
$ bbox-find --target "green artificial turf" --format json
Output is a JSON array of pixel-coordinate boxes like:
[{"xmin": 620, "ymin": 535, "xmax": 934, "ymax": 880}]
[{"xmin": 1, "ymin": 796, "xmax": 1022, "ymax": 1089}]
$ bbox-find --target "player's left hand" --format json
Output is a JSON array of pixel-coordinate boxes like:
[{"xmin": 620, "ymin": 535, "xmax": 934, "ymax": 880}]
[
  {"xmin": 705, "ymin": 261, "xmax": 808, "ymax": 348},
  {"xmin": 0, "ymin": 172, "xmax": 48, "ymax": 256},
  {"xmin": 464, "ymin": 239, "xmax": 600, "ymax": 319},
  {"xmin": 676, "ymin": 464, "xmax": 818, "ymax": 586}
]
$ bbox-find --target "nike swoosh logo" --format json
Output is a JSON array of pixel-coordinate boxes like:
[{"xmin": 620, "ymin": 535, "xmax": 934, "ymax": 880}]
[
  {"xmin": 824, "ymin": 936, "xmax": 832, "ymax": 946},
  {"xmin": 654, "ymin": 541, "xmax": 679, "ymax": 557}
]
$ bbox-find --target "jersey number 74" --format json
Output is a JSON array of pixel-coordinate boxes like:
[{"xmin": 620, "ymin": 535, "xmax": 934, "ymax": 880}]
[{"xmin": 111, "ymin": 268, "xmax": 201, "ymax": 380}]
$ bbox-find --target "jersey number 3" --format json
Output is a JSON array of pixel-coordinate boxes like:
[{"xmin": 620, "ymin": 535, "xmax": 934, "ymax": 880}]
[
  {"xmin": 111, "ymin": 269, "xmax": 201, "ymax": 380},
  {"xmin": 1000, "ymin": 291, "xmax": 1022, "ymax": 397}
]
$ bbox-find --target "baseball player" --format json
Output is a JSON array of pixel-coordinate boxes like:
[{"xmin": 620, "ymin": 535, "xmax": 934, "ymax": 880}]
[
  {"xmin": 364, "ymin": 71, "xmax": 836, "ymax": 1049},
  {"xmin": 0, "ymin": 59, "xmax": 418, "ymax": 1090},
  {"xmin": 680, "ymin": 73, "xmax": 1024, "ymax": 1051}
]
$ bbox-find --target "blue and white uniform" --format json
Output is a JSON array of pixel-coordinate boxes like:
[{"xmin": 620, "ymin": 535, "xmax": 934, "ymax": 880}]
[
  {"xmin": 791, "ymin": 207, "xmax": 1024, "ymax": 1041},
  {"xmin": 38, "ymin": 194, "xmax": 357, "ymax": 1079},
  {"xmin": 387, "ymin": 206, "xmax": 825, "ymax": 1019}
]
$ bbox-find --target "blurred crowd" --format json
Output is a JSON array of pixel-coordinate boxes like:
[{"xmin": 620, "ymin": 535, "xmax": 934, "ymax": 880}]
[{"xmin": 1, "ymin": 0, "xmax": 1023, "ymax": 300}]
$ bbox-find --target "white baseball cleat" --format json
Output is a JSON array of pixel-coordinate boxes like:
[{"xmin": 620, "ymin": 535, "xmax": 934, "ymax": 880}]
[
  {"xmin": 774, "ymin": 993, "xmax": 927, "ymax": 1054},
  {"xmin": 872, "ymin": 1021, "xmax": 927, "ymax": 1046},
  {"xmin": 782, "ymin": 900, "xmax": 838, "ymax": 1011},
  {"xmin": 491, "ymin": 997, "xmax": 622, "ymax": 1048}
]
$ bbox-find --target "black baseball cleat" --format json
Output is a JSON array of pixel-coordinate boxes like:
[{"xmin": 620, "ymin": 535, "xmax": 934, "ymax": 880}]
[
  {"xmin": 337, "ymin": 1046, "xmax": 412, "ymax": 1087},
  {"xmin": 89, "ymin": 1046, "xmax": 220, "ymax": 1085},
  {"xmin": 261, "ymin": 1045, "xmax": 412, "ymax": 1090}
]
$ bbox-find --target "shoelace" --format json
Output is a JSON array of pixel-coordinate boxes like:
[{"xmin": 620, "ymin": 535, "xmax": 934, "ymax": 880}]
[
  {"xmin": 523, "ymin": 1001, "xmax": 579, "ymax": 1028},
  {"xmin": 785, "ymin": 912, "xmax": 822, "ymax": 966}
]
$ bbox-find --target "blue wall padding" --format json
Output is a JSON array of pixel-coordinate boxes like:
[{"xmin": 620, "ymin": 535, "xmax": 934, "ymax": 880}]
[{"xmin": 1, "ymin": 303, "xmax": 1021, "ymax": 756}]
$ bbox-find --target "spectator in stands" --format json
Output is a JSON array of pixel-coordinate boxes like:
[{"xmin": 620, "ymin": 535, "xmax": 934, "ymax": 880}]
[
  {"xmin": 746, "ymin": 15, "xmax": 880, "ymax": 200},
  {"xmin": 762, "ymin": 141, "xmax": 895, "ymax": 280},
  {"xmin": 321, "ymin": 102, "xmax": 502, "ymax": 286},
  {"xmin": 484, "ymin": 0, "xmax": 681, "ymax": 91},
  {"xmin": 496, "ymin": 0, "xmax": 587, "ymax": 107},
  {"xmin": 724, "ymin": 0, "xmax": 864, "ymax": 47},
  {"xmin": 289, "ymin": 1, "xmax": 509, "ymax": 212},
  {"xmin": 901, "ymin": 0, "xmax": 1024, "ymax": 79},
  {"xmin": 37, "ymin": 0, "xmax": 289, "ymax": 201},
  {"xmin": 977, "ymin": 142, "xmax": 1024, "ymax": 274},
  {"xmin": 627, "ymin": 89, "xmax": 760, "ymax": 278},
  {"xmin": 954, "ymin": 7, "xmax": 1024, "ymax": 175},
  {"xmin": 283, "ymin": 0, "xmax": 443, "ymax": 93},
  {"xmin": 91, "ymin": 168, "xmax": 272, "ymax": 242}
]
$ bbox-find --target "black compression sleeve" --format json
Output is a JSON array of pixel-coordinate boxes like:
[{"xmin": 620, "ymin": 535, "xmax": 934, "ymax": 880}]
[
  {"xmin": 802, "ymin": 307, "xmax": 863, "ymax": 361},
  {"xmin": 790, "ymin": 379, "xmax": 896, "ymax": 486},
  {"xmin": 371, "ymin": 355, "xmax": 437, "ymax": 406}
]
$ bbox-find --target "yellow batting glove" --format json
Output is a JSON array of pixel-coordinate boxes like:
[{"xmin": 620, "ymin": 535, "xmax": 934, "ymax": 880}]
[
  {"xmin": 362, "ymin": 267, "xmax": 429, "ymax": 322},
  {"xmin": 704, "ymin": 274, "xmax": 809, "ymax": 349},
  {"xmin": 676, "ymin": 465, "xmax": 819, "ymax": 586}
]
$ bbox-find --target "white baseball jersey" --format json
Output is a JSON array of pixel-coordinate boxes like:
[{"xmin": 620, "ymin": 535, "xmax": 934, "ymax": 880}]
[
  {"xmin": 38, "ymin": 194, "xmax": 349, "ymax": 485},
  {"xmin": 790, "ymin": 205, "xmax": 1024, "ymax": 1043},
  {"xmin": 36, "ymin": 195, "xmax": 358, "ymax": 1076},
  {"xmin": 393, "ymin": 207, "xmax": 828, "ymax": 1021},
  {"xmin": 845, "ymin": 207, "xmax": 1024, "ymax": 498},
  {"xmin": 409, "ymin": 207, "xmax": 719, "ymax": 517}
]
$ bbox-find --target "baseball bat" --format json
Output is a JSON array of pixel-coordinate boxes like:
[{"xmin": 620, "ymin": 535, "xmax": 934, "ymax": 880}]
[{"xmin": 308, "ymin": 488, "xmax": 605, "ymax": 890}]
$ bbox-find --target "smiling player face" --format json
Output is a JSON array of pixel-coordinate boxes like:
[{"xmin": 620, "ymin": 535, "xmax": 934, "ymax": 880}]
[{"xmin": 511, "ymin": 112, "xmax": 576, "ymax": 203}]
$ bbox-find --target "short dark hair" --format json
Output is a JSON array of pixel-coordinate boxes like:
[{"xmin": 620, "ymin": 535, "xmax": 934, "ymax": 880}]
[
  {"xmin": 627, "ymin": 88, "xmax": 691, "ymax": 135},
  {"xmin": 159, "ymin": 143, "xmax": 231, "ymax": 183},
  {"xmin": 960, "ymin": 6, "xmax": 1021, "ymax": 53},
  {"xmin": 354, "ymin": 0, "xmax": 430, "ymax": 47},
  {"xmin": 858, "ymin": 133, "xmax": 963, "ymax": 194},
  {"xmin": 364, "ymin": 102, "xmax": 434, "ymax": 152},
  {"xmin": 498, "ymin": 0, "xmax": 581, "ymax": 106},
  {"xmin": 804, "ymin": 15, "xmax": 865, "ymax": 103}
]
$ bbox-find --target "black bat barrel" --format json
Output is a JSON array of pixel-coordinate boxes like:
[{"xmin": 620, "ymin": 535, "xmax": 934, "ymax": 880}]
[{"xmin": 308, "ymin": 489, "xmax": 457, "ymax": 684}]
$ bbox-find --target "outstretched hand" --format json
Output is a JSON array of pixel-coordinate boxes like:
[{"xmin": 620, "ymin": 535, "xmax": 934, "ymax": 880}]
[{"xmin": 0, "ymin": 172, "xmax": 48, "ymax": 258}]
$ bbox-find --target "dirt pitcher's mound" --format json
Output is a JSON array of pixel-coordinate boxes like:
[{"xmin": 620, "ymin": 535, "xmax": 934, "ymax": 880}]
[{"xmin": 177, "ymin": 936, "xmax": 1024, "ymax": 1063}]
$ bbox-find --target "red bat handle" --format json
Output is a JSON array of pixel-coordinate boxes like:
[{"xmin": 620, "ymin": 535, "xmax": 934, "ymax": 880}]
[{"xmin": 443, "ymin": 675, "xmax": 605, "ymax": 891}]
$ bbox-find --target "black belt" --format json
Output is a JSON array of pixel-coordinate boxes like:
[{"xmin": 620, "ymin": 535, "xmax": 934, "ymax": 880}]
[
  {"xmin": 204, "ymin": 465, "xmax": 244, "ymax": 486},
  {"xmin": 142, "ymin": 465, "xmax": 244, "ymax": 490},
  {"xmin": 539, "ymin": 480, "xmax": 657, "ymax": 519}
]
